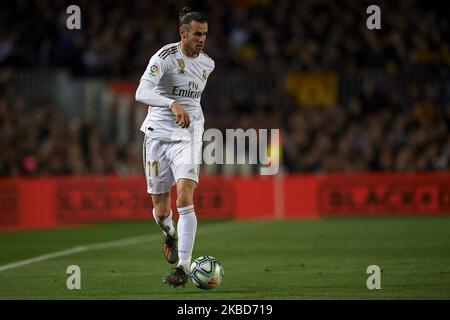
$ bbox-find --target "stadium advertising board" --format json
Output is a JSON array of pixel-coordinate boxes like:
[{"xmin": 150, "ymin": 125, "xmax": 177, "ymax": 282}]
[{"xmin": 0, "ymin": 173, "xmax": 449, "ymax": 230}]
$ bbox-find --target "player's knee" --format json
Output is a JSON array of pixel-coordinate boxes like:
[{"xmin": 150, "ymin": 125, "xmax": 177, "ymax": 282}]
[
  {"xmin": 176, "ymin": 179, "xmax": 196, "ymax": 208},
  {"xmin": 176, "ymin": 194, "xmax": 193, "ymax": 208}
]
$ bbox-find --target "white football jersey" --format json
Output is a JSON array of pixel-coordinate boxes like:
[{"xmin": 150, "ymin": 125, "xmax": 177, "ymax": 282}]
[{"xmin": 139, "ymin": 42, "xmax": 215, "ymax": 141}]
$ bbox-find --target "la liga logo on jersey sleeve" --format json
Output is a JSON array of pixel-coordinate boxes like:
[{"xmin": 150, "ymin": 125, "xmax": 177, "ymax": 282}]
[{"xmin": 149, "ymin": 64, "xmax": 159, "ymax": 76}]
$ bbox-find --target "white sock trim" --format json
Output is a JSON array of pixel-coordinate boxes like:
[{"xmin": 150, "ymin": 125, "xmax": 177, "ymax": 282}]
[{"xmin": 177, "ymin": 204, "xmax": 195, "ymax": 215}]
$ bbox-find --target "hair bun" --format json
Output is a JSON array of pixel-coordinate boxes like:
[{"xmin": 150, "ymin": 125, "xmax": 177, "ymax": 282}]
[
  {"xmin": 179, "ymin": 7, "xmax": 206, "ymax": 26},
  {"xmin": 182, "ymin": 7, "xmax": 192, "ymax": 14}
]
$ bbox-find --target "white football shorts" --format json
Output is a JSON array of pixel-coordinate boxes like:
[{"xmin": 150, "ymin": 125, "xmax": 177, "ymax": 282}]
[{"xmin": 143, "ymin": 135, "xmax": 202, "ymax": 194}]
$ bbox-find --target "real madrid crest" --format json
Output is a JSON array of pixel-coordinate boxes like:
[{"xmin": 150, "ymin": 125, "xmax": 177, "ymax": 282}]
[
  {"xmin": 177, "ymin": 59, "xmax": 185, "ymax": 75},
  {"xmin": 202, "ymin": 70, "xmax": 208, "ymax": 81}
]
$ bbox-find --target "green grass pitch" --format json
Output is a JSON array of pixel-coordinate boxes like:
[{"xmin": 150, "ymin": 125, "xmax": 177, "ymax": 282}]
[{"xmin": 0, "ymin": 217, "xmax": 449, "ymax": 299}]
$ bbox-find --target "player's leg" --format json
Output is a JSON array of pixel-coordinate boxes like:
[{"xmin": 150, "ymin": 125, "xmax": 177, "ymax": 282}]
[
  {"xmin": 144, "ymin": 137, "xmax": 177, "ymax": 264},
  {"xmin": 151, "ymin": 192, "xmax": 178, "ymax": 264},
  {"xmin": 173, "ymin": 140, "xmax": 201, "ymax": 273},
  {"xmin": 162, "ymin": 178, "xmax": 197, "ymax": 287},
  {"xmin": 151, "ymin": 192, "xmax": 174, "ymax": 236},
  {"xmin": 175, "ymin": 178, "xmax": 198, "ymax": 273},
  {"xmin": 162, "ymin": 140, "xmax": 201, "ymax": 287}
]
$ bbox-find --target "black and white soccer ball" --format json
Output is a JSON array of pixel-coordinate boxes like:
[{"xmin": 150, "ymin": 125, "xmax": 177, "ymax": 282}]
[{"xmin": 190, "ymin": 256, "xmax": 224, "ymax": 290}]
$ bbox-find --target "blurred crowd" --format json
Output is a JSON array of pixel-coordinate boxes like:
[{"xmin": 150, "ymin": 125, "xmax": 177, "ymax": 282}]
[
  {"xmin": 204, "ymin": 79, "xmax": 449, "ymax": 173},
  {"xmin": 1, "ymin": 0, "xmax": 448, "ymax": 76},
  {"xmin": 1, "ymin": 75, "xmax": 448, "ymax": 176},
  {"xmin": 282, "ymin": 87, "xmax": 449, "ymax": 172},
  {"xmin": 0, "ymin": 82, "xmax": 142, "ymax": 176},
  {"xmin": 0, "ymin": 0, "xmax": 449, "ymax": 175}
]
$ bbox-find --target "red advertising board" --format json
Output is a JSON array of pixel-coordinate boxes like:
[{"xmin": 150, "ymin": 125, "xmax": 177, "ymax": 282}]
[
  {"xmin": 0, "ymin": 184, "xmax": 18, "ymax": 226},
  {"xmin": 316, "ymin": 173, "xmax": 450, "ymax": 216},
  {"xmin": 0, "ymin": 173, "xmax": 449, "ymax": 230}
]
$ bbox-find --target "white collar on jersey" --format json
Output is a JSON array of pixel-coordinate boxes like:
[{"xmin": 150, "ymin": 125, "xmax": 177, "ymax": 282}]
[{"xmin": 177, "ymin": 43, "xmax": 201, "ymax": 60}]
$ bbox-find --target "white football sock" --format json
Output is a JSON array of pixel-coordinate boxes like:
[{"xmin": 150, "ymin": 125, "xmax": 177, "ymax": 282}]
[
  {"xmin": 176, "ymin": 205, "xmax": 197, "ymax": 273},
  {"xmin": 153, "ymin": 209, "xmax": 175, "ymax": 237}
]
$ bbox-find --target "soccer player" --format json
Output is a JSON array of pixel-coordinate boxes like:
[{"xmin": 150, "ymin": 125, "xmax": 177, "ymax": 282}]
[{"xmin": 135, "ymin": 7, "xmax": 214, "ymax": 287}]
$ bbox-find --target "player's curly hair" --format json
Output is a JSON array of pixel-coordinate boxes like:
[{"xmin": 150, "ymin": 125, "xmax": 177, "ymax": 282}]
[{"xmin": 179, "ymin": 7, "xmax": 207, "ymax": 29}]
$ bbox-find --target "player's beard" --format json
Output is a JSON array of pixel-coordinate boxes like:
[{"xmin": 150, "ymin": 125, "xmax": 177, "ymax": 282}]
[{"xmin": 193, "ymin": 43, "xmax": 203, "ymax": 54}]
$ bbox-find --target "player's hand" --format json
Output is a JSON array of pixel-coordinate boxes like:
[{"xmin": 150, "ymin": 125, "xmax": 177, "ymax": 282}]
[{"xmin": 170, "ymin": 101, "xmax": 190, "ymax": 128}]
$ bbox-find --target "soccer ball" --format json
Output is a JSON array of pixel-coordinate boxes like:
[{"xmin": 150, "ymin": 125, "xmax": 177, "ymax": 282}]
[{"xmin": 190, "ymin": 256, "xmax": 224, "ymax": 290}]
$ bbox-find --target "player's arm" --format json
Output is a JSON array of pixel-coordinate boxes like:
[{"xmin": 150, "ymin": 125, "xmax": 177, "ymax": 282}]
[
  {"xmin": 135, "ymin": 79, "xmax": 173, "ymax": 108},
  {"xmin": 135, "ymin": 55, "xmax": 190, "ymax": 128},
  {"xmin": 135, "ymin": 54, "xmax": 173, "ymax": 107}
]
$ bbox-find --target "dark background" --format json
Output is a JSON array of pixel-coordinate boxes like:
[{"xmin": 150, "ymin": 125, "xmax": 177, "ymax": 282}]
[{"xmin": 1, "ymin": 0, "xmax": 449, "ymax": 176}]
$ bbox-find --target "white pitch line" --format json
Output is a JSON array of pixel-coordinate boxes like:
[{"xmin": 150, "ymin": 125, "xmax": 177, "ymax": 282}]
[{"xmin": 0, "ymin": 221, "xmax": 242, "ymax": 273}]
